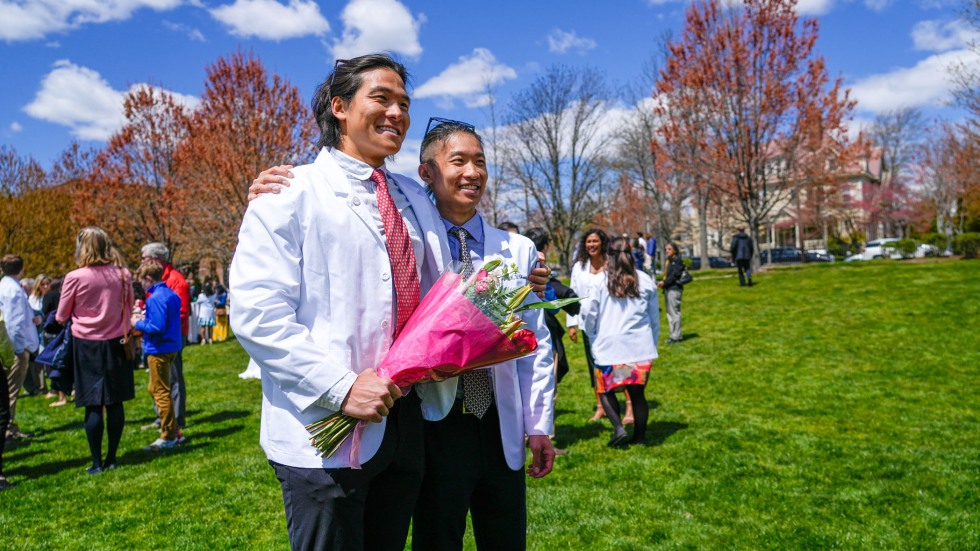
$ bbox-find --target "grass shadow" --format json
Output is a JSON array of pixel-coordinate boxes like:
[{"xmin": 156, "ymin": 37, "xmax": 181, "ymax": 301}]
[
  {"xmin": 680, "ymin": 333, "xmax": 700, "ymax": 341},
  {"xmin": 185, "ymin": 424, "xmax": 246, "ymax": 441},
  {"xmin": 7, "ymin": 456, "xmax": 91, "ymax": 479},
  {"xmin": 554, "ymin": 422, "xmax": 606, "ymax": 447},
  {"xmin": 5, "ymin": 447, "xmax": 45, "ymax": 463},
  {"xmin": 192, "ymin": 410, "xmax": 251, "ymax": 425},
  {"xmin": 646, "ymin": 421, "xmax": 688, "ymax": 446}
]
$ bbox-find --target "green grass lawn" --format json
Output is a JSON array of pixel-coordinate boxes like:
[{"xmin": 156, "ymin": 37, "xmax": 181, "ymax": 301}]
[{"xmin": 2, "ymin": 259, "xmax": 978, "ymax": 549}]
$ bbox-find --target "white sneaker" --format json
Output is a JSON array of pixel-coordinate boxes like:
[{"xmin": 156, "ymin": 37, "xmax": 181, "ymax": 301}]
[{"xmin": 143, "ymin": 438, "xmax": 177, "ymax": 451}]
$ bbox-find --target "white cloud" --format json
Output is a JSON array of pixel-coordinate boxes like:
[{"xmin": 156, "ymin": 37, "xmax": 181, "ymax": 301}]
[
  {"xmin": 863, "ymin": 0, "xmax": 892, "ymax": 10},
  {"xmin": 9, "ymin": 122, "xmax": 22, "ymax": 133},
  {"xmin": 415, "ymin": 49, "xmax": 517, "ymax": 108},
  {"xmin": 332, "ymin": 0, "xmax": 424, "ymax": 60},
  {"xmin": 0, "ymin": 0, "xmax": 181, "ymax": 42},
  {"xmin": 209, "ymin": 0, "xmax": 328, "ymax": 40},
  {"xmin": 912, "ymin": 19, "xmax": 977, "ymax": 52},
  {"xmin": 388, "ymin": 139, "xmax": 421, "ymax": 176},
  {"xmin": 547, "ymin": 29, "xmax": 597, "ymax": 54},
  {"xmin": 163, "ymin": 20, "xmax": 205, "ymax": 41},
  {"xmin": 850, "ymin": 49, "xmax": 978, "ymax": 113},
  {"xmin": 795, "ymin": 0, "xmax": 836, "ymax": 15},
  {"xmin": 23, "ymin": 60, "xmax": 198, "ymax": 141}
]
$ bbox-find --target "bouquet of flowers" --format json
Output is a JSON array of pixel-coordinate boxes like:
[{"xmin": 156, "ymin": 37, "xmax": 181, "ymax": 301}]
[{"xmin": 306, "ymin": 258, "xmax": 578, "ymax": 462}]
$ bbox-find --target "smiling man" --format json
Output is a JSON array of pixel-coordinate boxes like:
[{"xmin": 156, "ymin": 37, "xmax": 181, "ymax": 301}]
[
  {"xmin": 230, "ymin": 54, "xmax": 452, "ymax": 551},
  {"xmin": 412, "ymin": 121, "xmax": 556, "ymax": 551}
]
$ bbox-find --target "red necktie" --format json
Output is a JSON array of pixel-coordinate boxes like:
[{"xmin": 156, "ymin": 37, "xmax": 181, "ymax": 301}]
[{"xmin": 371, "ymin": 169, "xmax": 420, "ymax": 336}]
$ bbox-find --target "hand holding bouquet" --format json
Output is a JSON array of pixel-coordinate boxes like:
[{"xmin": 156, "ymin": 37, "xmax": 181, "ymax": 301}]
[{"xmin": 306, "ymin": 258, "xmax": 578, "ymax": 462}]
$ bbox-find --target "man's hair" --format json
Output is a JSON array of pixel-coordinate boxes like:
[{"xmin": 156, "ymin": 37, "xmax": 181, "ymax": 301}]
[
  {"xmin": 1, "ymin": 254, "xmax": 23, "ymax": 276},
  {"xmin": 419, "ymin": 121, "xmax": 483, "ymax": 165},
  {"xmin": 498, "ymin": 221, "xmax": 520, "ymax": 234},
  {"xmin": 311, "ymin": 54, "xmax": 410, "ymax": 151},
  {"xmin": 136, "ymin": 259, "xmax": 164, "ymax": 283},
  {"xmin": 141, "ymin": 242, "xmax": 169, "ymax": 262},
  {"xmin": 524, "ymin": 227, "xmax": 550, "ymax": 252},
  {"xmin": 75, "ymin": 227, "xmax": 116, "ymax": 268}
]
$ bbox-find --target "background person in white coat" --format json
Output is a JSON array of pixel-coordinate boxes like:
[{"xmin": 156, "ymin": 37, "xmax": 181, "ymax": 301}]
[
  {"xmin": 410, "ymin": 120, "xmax": 556, "ymax": 551},
  {"xmin": 581, "ymin": 236, "xmax": 660, "ymax": 447},
  {"xmin": 230, "ymin": 54, "xmax": 452, "ymax": 551}
]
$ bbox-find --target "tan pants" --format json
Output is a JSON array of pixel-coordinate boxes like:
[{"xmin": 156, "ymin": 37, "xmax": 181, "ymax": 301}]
[
  {"xmin": 5, "ymin": 350, "xmax": 30, "ymax": 435},
  {"xmin": 147, "ymin": 353, "xmax": 178, "ymax": 440}
]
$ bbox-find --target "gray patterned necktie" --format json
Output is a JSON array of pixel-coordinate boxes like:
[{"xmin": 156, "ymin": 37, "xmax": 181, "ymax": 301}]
[
  {"xmin": 449, "ymin": 226, "xmax": 492, "ymax": 418},
  {"xmin": 449, "ymin": 227, "xmax": 474, "ymax": 279}
]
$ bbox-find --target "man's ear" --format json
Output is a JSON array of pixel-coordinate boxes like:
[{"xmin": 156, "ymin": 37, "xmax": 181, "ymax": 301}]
[
  {"xmin": 331, "ymin": 96, "xmax": 347, "ymax": 124},
  {"xmin": 417, "ymin": 161, "xmax": 433, "ymax": 185}
]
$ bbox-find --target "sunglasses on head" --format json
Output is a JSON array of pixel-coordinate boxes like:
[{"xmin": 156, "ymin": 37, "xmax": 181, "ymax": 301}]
[
  {"xmin": 420, "ymin": 118, "xmax": 476, "ymax": 162},
  {"xmin": 328, "ymin": 58, "xmax": 349, "ymax": 92}
]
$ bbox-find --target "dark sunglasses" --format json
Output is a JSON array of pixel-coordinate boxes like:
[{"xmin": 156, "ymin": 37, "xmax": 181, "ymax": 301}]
[
  {"xmin": 328, "ymin": 58, "xmax": 349, "ymax": 92},
  {"xmin": 423, "ymin": 117, "xmax": 475, "ymax": 137},
  {"xmin": 420, "ymin": 118, "xmax": 477, "ymax": 162}
]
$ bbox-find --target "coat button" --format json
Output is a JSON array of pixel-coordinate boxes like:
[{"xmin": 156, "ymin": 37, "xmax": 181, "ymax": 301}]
[
  {"xmin": 353, "ymin": 197, "xmax": 361, "ymax": 206},
  {"xmin": 381, "ymin": 320, "xmax": 389, "ymax": 329},
  {"xmin": 382, "ymin": 272, "xmax": 390, "ymax": 281}
]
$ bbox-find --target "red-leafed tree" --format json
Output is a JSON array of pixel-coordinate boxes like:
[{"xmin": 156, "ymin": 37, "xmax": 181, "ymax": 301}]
[
  {"xmin": 592, "ymin": 174, "xmax": 655, "ymax": 237},
  {"xmin": 914, "ymin": 123, "xmax": 978, "ymax": 245},
  {"xmin": 617, "ymin": 55, "xmax": 692, "ymax": 261},
  {"xmin": 82, "ymin": 85, "xmax": 192, "ymax": 264},
  {"xmin": 655, "ymin": 0, "xmax": 855, "ymax": 267},
  {"xmin": 176, "ymin": 50, "xmax": 317, "ymax": 264},
  {"xmin": 1, "ymin": 143, "xmax": 100, "ymax": 275}
]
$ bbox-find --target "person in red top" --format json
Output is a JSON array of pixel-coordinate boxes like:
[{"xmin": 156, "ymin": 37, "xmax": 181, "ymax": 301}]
[{"xmin": 140, "ymin": 242, "xmax": 190, "ymax": 439}]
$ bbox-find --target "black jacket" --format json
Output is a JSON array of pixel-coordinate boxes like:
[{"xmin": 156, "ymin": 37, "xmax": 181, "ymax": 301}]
[
  {"xmin": 544, "ymin": 278, "xmax": 579, "ymax": 384},
  {"xmin": 730, "ymin": 231, "xmax": 753, "ymax": 261},
  {"xmin": 662, "ymin": 256, "xmax": 685, "ymax": 291}
]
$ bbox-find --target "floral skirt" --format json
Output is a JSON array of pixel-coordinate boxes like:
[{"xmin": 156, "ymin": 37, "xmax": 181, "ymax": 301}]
[{"xmin": 593, "ymin": 360, "xmax": 652, "ymax": 394}]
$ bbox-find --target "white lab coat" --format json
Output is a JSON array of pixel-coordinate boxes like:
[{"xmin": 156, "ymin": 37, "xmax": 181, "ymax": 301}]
[
  {"xmin": 564, "ymin": 260, "xmax": 605, "ymax": 329},
  {"xmin": 417, "ymin": 222, "xmax": 555, "ymax": 471},
  {"xmin": 580, "ymin": 271, "xmax": 660, "ymax": 366},
  {"xmin": 230, "ymin": 149, "xmax": 450, "ymax": 469}
]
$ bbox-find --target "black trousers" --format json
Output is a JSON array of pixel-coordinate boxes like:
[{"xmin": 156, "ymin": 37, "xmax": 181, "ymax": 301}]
[
  {"xmin": 413, "ymin": 402, "xmax": 526, "ymax": 551},
  {"xmin": 736, "ymin": 259, "xmax": 752, "ymax": 286},
  {"xmin": 271, "ymin": 391, "xmax": 424, "ymax": 551},
  {"xmin": 0, "ymin": 365, "xmax": 9, "ymax": 476}
]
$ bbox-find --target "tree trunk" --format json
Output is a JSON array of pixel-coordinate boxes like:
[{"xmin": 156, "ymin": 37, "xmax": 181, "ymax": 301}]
[
  {"xmin": 750, "ymin": 221, "xmax": 762, "ymax": 271},
  {"xmin": 697, "ymin": 189, "xmax": 710, "ymax": 269}
]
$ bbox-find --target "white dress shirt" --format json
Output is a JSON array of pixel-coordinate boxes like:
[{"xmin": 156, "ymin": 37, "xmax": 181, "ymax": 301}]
[{"xmin": 0, "ymin": 276, "xmax": 39, "ymax": 355}]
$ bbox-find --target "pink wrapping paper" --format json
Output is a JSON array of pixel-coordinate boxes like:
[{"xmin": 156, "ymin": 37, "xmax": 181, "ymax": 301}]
[
  {"xmin": 346, "ymin": 271, "xmax": 538, "ymax": 467},
  {"xmin": 377, "ymin": 271, "xmax": 538, "ymax": 388}
]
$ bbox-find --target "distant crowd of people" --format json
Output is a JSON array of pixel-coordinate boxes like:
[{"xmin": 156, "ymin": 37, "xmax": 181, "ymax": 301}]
[{"xmin": 0, "ymin": 231, "xmax": 233, "ymax": 488}]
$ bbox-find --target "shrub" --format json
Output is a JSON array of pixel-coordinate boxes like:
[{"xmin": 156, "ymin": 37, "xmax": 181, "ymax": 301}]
[
  {"xmin": 827, "ymin": 235, "xmax": 857, "ymax": 259},
  {"xmin": 920, "ymin": 233, "xmax": 949, "ymax": 256},
  {"xmin": 892, "ymin": 239, "xmax": 919, "ymax": 259},
  {"xmin": 954, "ymin": 233, "xmax": 980, "ymax": 258}
]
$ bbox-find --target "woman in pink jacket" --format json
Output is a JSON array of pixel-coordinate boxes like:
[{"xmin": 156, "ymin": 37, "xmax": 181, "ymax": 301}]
[{"xmin": 56, "ymin": 227, "xmax": 135, "ymax": 475}]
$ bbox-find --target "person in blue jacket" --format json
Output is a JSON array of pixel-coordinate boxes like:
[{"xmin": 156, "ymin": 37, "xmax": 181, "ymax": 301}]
[{"xmin": 132, "ymin": 260, "xmax": 184, "ymax": 451}]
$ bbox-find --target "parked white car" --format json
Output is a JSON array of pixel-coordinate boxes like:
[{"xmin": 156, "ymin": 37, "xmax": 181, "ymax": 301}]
[{"xmin": 844, "ymin": 238, "xmax": 938, "ymax": 261}]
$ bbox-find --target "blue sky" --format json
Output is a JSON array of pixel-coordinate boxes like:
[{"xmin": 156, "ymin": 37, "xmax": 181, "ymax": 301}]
[{"xmin": 1, "ymin": 0, "xmax": 976, "ymax": 175}]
